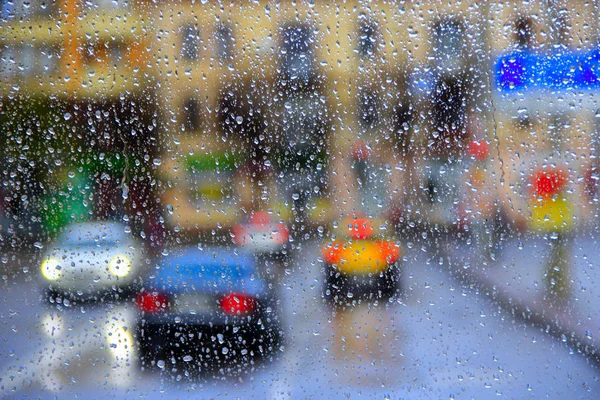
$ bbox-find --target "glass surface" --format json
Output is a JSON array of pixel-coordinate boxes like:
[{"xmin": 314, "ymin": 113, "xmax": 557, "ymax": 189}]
[{"xmin": 2, "ymin": 1, "xmax": 600, "ymax": 399}]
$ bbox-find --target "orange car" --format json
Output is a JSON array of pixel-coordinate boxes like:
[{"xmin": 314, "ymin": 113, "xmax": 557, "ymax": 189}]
[{"xmin": 322, "ymin": 218, "xmax": 401, "ymax": 306}]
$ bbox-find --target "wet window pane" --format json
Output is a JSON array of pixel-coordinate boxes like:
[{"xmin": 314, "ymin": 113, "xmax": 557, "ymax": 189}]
[{"xmin": 2, "ymin": 1, "xmax": 600, "ymax": 399}]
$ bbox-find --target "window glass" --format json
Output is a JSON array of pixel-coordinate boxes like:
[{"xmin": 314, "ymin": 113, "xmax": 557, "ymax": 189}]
[
  {"xmin": 183, "ymin": 97, "xmax": 201, "ymax": 132},
  {"xmin": 181, "ymin": 24, "xmax": 200, "ymax": 61},
  {"xmin": 215, "ymin": 23, "xmax": 233, "ymax": 62},
  {"xmin": 3, "ymin": 2, "xmax": 600, "ymax": 399},
  {"xmin": 357, "ymin": 14, "xmax": 378, "ymax": 57},
  {"xmin": 280, "ymin": 24, "xmax": 314, "ymax": 84}
]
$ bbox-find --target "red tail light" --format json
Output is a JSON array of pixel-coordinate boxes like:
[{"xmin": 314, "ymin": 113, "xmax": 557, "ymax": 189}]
[
  {"xmin": 231, "ymin": 224, "xmax": 247, "ymax": 245},
  {"xmin": 376, "ymin": 240, "xmax": 401, "ymax": 264},
  {"xmin": 348, "ymin": 218, "xmax": 373, "ymax": 240},
  {"xmin": 467, "ymin": 140, "xmax": 489, "ymax": 160},
  {"xmin": 533, "ymin": 168, "xmax": 566, "ymax": 198},
  {"xmin": 322, "ymin": 241, "xmax": 343, "ymax": 264},
  {"xmin": 136, "ymin": 291, "xmax": 169, "ymax": 313},
  {"xmin": 220, "ymin": 293, "xmax": 256, "ymax": 316},
  {"xmin": 272, "ymin": 223, "xmax": 290, "ymax": 244},
  {"xmin": 249, "ymin": 211, "xmax": 271, "ymax": 226}
]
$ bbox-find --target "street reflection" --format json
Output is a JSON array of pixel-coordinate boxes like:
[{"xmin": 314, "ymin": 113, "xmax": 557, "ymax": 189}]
[{"xmin": 330, "ymin": 302, "xmax": 403, "ymax": 380}]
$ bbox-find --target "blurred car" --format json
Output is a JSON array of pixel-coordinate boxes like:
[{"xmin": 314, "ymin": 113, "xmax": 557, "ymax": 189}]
[
  {"xmin": 322, "ymin": 218, "xmax": 401, "ymax": 306},
  {"xmin": 39, "ymin": 221, "xmax": 145, "ymax": 299},
  {"xmin": 231, "ymin": 211, "xmax": 290, "ymax": 258},
  {"xmin": 135, "ymin": 246, "xmax": 282, "ymax": 373}
]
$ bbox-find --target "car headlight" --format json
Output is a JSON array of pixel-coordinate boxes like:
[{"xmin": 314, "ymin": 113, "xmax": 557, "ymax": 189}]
[
  {"xmin": 41, "ymin": 258, "xmax": 62, "ymax": 281},
  {"xmin": 41, "ymin": 312, "xmax": 63, "ymax": 338},
  {"xmin": 106, "ymin": 326, "xmax": 134, "ymax": 360},
  {"xmin": 109, "ymin": 254, "xmax": 132, "ymax": 278}
]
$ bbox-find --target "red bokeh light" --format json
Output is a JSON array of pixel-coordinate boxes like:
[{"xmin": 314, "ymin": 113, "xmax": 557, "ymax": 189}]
[
  {"xmin": 467, "ymin": 140, "xmax": 489, "ymax": 160},
  {"xmin": 249, "ymin": 211, "xmax": 271, "ymax": 226},
  {"xmin": 136, "ymin": 291, "xmax": 168, "ymax": 313},
  {"xmin": 376, "ymin": 240, "xmax": 400, "ymax": 264},
  {"xmin": 533, "ymin": 169, "xmax": 566, "ymax": 198},
  {"xmin": 348, "ymin": 218, "xmax": 374, "ymax": 240},
  {"xmin": 220, "ymin": 293, "xmax": 256, "ymax": 316},
  {"xmin": 322, "ymin": 242, "xmax": 343, "ymax": 264}
]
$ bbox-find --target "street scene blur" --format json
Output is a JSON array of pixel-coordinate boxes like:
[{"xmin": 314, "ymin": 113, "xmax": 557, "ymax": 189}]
[{"xmin": 2, "ymin": 0, "xmax": 600, "ymax": 398}]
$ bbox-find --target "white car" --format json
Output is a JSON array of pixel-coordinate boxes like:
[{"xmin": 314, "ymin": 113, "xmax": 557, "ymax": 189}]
[
  {"xmin": 231, "ymin": 212, "xmax": 290, "ymax": 256},
  {"xmin": 40, "ymin": 221, "xmax": 145, "ymax": 297}
]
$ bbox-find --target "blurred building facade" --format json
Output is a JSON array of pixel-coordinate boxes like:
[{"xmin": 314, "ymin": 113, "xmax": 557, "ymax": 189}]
[
  {"xmin": 1, "ymin": 0, "xmax": 598, "ymax": 242},
  {"xmin": 0, "ymin": 0, "xmax": 161, "ymax": 244}
]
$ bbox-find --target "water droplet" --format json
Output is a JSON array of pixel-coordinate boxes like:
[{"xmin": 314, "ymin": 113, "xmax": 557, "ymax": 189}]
[
  {"xmin": 64, "ymin": 112, "xmax": 71, "ymax": 121},
  {"xmin": 157, "ymin": 360, "xmax": 166, "ymax": 369},
  {"xmin": 183, "ymin": 355, "xmax": 193, "ymax": 362}
]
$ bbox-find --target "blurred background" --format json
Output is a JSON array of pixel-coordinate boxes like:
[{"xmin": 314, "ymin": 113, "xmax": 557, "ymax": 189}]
[{"xmin": 2, "ymin": 0, "xmax": 600, "ymax": 398}]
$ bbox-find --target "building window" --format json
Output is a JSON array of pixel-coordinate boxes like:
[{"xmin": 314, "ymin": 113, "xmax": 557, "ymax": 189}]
[
  {"xmin": 82, "ymin": 41, "xmax": 122, "ymax": 69},
  {"xmin": 358, "ymin": 90, "xmax": 380, "ymax": 131},
  {"xmin": 0, "ymin": 47, "xmax": 17, "ymax": 79},
  {"xmin": 36, "ymin": 46, "xmax": 59, "ymax": 75},
  {"xmin": 281, "ymin": 93, "xmax": 325, "ymax": 159},
  {"xmin": 554, "ymin": 11, "xmax": 570, "ymax": 47},
  {"xmin": 431, "ymin": 76, "xmax": 467, "ymax": 153},
  {"xmin": 514, "ymin": 16, "xmax": 534, "ymax": 49},
  {"xmin": 432, "ymin": 18, "xmax": 464, "ymax": 69},
  {"xmin": 215, "ymin": 23, "xmax": 233, "ymax": 62},
  {"xmin": 357, "ymin": 14, "xmax": 378, "ymax": 58},
  {"xmin": 1, "ymin": 0, "xmax": 29, "ymax": 19},
  {"xmin": 280, "ymin": 24, "xmax": 314, "ymax": 84},
  {"xmin": 394, "ymin": 97, "xmax": 413, "ymax": 152},
  {"xmin": 82, "ymin": 0, "xmax": 126, "ymax": 11},
  {"xmin": 108, "ymin": 42, "xmax": 123, "ymax": 68},
  {"xmin": 37, "ymin": 0, "xmax": 58, "ymax": 17},
  {"xmin": 548, "ymin": 115, "xmax": 569, "ymax": 150},
  {"xmin": 20, "ymin": 45, "xmax": 35, "ymax": 77},
  {"xmin": 181, "ymin": 25, "xmax": 200, "ymax": 61},
  {"xmin": 183, "ymin": 97, "xmax": 201, "ymax": 132}
]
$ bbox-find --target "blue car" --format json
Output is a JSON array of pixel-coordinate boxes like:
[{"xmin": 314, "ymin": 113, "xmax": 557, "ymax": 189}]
[{"xmin": 135, "ymin": 247, "xmax": 282, "ymax": 373}]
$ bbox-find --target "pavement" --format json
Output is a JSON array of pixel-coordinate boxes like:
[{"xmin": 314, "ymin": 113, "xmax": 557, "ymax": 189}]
[{"xmin": 447, "ymin": 227, "xmax": 600, "ymax": 367}]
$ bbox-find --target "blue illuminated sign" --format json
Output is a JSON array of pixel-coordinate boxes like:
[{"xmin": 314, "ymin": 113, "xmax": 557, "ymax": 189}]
[{"xmin": 496, "ymin": 49, "xmax": 600, "ymax": 91}]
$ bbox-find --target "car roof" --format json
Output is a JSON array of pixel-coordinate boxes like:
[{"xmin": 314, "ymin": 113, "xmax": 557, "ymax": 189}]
[
  {"xmin": 57, "ymin": 221, "xmax": 131, "ymax": 243},
  {"xmin": 161, "ymin": 247, "xmax": 256, "ymax": 266},
  {"xmin": 150, "ymin": 247, "xmax": 264, "ymax": 295}
]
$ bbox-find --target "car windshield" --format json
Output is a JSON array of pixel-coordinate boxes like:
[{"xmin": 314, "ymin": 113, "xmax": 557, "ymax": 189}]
[
  {"xmin": 57, "ymin": 223, "xmax": 129, "ymax": 243},
  {"xmin": 3, "ymin": 1, "xmax": 600, "ymax": 399}
]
